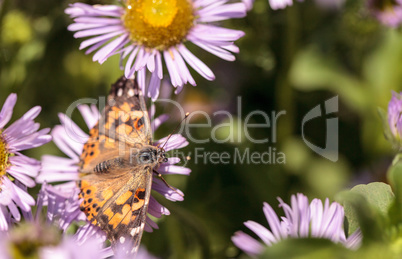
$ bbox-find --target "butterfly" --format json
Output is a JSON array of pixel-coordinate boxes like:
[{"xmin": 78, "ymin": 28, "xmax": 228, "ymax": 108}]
[{"xmin": 77, "ymin": 76, "xmax": 168, "ymax": 255}]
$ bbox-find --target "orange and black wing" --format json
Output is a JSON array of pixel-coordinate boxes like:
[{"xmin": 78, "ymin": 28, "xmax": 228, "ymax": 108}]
[
  {"xmin": 79, "ymin": 76, "xmax": 152, "ymax": 173},
  {"xmin": 78, "ymin": 167, "xmax": 153, "ymax": 255},
  {"xmin": 77, "ymin": 76, "xmax": 154, "ymax": 255}
]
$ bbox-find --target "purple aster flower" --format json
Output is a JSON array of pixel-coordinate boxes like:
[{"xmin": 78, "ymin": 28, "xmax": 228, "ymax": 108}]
[
  {"xmin": 65, "ymin": 1, "xmax": 247, "ymax": 100},
  {"xmin": 387, "ymin": 91, "xmax": 402, "ymax": 142},
  {"xmin": 33, "ymin": 182, "xmax": 158, "ymax": 258},
  {"xmin": 0, "ymin": 214, "xmax": 112, "ymax": 259},
  {"xmin": 35, "ymin": 183, "xmax": 86, "ymax": 232},
  {"xmin": 114, "ymin": 243, "xmax": 159, "ymax": 259},
  {"xmin": 0, "ymin": 223, "xmax": 112, "ymax": 259},
  {"xmin": 37, "ymin": 103, "xmax": 190, "ymax": 235},
  {"xmin": 33, "ymin": 183, "xmax": 113, "ymax": 258},
  {"xmin": 232, "ymin": 193, "xmax": 362, "ymax": 256},
  {"xmin": 0, "ymin": 179, "xmax": 157, "ymax": 258},
  {"xmin": 0, "ymin": 93, "xmax": 51, "ymax": 231},
  {"xmin": 0, "ymin": 185, "xmax": 108, "ymax": 259},
  {"xmin": 39, "ymin": 236, "xmax": 112, "ymax": 259},
  {"xmin": 368, "ymin": 0, "xmax": 402, "ymax": 27},
  {"xmin": 268, "ymin": 0, "xmax": 304, "ymax": 10}
]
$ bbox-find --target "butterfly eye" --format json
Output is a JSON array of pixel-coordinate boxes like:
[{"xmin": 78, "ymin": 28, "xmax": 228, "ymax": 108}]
[{"xmin": 139, "ymin": 153, "xmax": 151, "ymax": 163}]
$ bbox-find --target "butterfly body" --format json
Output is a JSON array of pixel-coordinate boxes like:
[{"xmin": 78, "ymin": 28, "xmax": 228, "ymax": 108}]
[
  {"xmin": 77, "ymin": 76, "xmax": 164, "ymax": 255},
  {"xmin": 93, "ymin": 145, "xmax": 166, "ymax": 174}
]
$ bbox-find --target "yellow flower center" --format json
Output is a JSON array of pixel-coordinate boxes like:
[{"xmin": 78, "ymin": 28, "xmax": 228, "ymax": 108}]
[
  {"xmin": 123, "ymin": 0, "xmax": 194, "ymax": 50},
  {"xmin": 0, "ymin": 134, "xmax": 9, "ymax": 178}
]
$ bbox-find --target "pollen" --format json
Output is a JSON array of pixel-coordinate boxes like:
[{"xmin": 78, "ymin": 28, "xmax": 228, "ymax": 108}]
[
  {"xmin": 0, "ymin": 134, "xmax": 9, "ymax": 178},
  {"xmin": 123, "ymin": 0, "xmax": 194, "ymax": 50}
]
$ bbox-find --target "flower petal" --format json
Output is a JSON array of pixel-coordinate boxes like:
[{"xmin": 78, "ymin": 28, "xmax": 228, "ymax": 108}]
[{"xmin": 0, "ymin": 93, "xmax": 17, "ymax": 129}]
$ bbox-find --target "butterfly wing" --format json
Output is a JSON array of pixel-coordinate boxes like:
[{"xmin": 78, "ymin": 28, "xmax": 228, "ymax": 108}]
[
  {"xmin": 111, "ymin": 168, "xmax": 153, "ymax": 255},
  {"xmin": 78, "ymin": 171, "xmax": 132, "ymax": 225},
  {"xmin": 79, "ymin": 123, "xmax": 121, "ymax": 173},
  {"xmin": 78, "ymin": 167, "xmax": 152, "ymax": 255},
  {"xmin": 78, "ymin": 76, "xmax": 154, "ymax": 255},
  {"xmin": 79, "ymin": 76, "xmax": 152, "ymax": 173}
]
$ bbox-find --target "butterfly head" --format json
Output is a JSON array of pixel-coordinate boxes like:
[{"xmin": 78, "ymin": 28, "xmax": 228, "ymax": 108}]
[{"xmin": 135, "ymin": 146, "xmax": 168, "ymax": 168}]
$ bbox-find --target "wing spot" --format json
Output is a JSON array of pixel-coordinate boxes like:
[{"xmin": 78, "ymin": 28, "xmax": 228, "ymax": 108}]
[
  {"xmin": 102, "ymin": 189, "xmax": 114, "ymax": 200},
  {"xmin": 104, "ymin": 207, "xmax": 114, "ymax": 221},
  {"xmin": 116, "ymin": 191, "xmax": 133, "ymax": 205},
  {"xmin": 117, "ymin": 88, "xmax": 123, "ymax": 96},
  {"xmin": 120, "ymin": 102, "xmax": 132, "ymax": 113},
  {"xmin": 130, "ymin": 227, "xmax": 139, "ymax": 236},
  {"xmin": 135, "ymin": 117, "xmax": 144, "ymax": 130},
  {"xmin": 137, "ymin": 190, "xmax": 145, "ymax": 200}
]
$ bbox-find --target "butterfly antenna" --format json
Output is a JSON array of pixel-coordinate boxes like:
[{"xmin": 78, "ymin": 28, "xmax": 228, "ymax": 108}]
[{"xmin": 159, "ymin": 112, "xmax": 190, "ymax": 150}]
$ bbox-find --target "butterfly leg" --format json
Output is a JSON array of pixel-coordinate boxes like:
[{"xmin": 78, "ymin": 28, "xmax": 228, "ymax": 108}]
[{"xmin": 152, "ymin": 170, "xmax": 184, "ymax": 197}]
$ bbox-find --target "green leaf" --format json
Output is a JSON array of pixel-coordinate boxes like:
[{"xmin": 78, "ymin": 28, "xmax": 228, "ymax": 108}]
[
  {"xmin": 336, "ymin": 183, "xmax": 391, "ymax": 242},
  {"xmin": 387, "ymin": 161, "xmax": 402, "ymax": 224},
  {"xmin": 349, "ymin": 183, "xmax": 394, "ymax": 216},
  {"xmin": 259, "ymin": 238, "xmax": 348, "ymax": 259},
  {"xmin": 259, "ymin": 238, "xmax": 401, "ymax": 259}
]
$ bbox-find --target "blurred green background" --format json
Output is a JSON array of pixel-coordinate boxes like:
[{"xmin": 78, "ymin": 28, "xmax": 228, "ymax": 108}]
[{"xmin": 1, "ymin": 0, "xmax": 401, "ymax": 258}]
